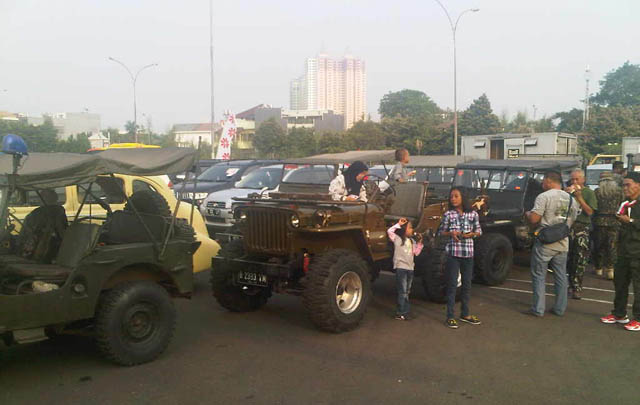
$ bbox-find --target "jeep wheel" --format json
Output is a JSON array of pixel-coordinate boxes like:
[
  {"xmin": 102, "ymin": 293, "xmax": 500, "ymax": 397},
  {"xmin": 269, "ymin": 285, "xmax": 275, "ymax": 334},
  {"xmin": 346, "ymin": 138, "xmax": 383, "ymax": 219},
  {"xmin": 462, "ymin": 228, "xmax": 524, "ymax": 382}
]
[
  {"xmin": 302, "ymin": 249, "xmax": 371, "ymax": 333},
  {"xmin": 211, "ymin": 239, "xmax": 271, "ymax": 312},
  {"xmin": 474, "ymin": 233, "xmax": 513, "ymax": 285},
  {"xmin": 125, "ymin": 190, "xmax": 172, "ymax": 217},
  {"xmin": 95, "ymin": 281, "xmax": 176, "ymax": 366},
  {"xmin": 419, "ymin": 237, "xmax": 461, "ymax": 304}
]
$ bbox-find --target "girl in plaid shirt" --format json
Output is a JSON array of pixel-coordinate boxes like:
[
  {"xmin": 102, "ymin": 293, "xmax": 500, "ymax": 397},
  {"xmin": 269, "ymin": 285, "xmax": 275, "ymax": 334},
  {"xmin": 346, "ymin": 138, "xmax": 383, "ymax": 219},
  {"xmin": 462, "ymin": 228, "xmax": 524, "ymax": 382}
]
[{"xmin": 438, "ymin": 187, "xmax": 482, "ymax": 329}]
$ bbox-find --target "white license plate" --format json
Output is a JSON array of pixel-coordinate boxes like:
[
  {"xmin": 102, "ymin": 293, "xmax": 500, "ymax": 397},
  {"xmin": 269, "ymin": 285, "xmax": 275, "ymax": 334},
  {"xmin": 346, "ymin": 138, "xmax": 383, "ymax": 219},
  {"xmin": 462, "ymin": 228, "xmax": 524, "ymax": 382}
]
[{"xmin": 237, "ymin": 271, "xmax": 268, "ymax": 287}]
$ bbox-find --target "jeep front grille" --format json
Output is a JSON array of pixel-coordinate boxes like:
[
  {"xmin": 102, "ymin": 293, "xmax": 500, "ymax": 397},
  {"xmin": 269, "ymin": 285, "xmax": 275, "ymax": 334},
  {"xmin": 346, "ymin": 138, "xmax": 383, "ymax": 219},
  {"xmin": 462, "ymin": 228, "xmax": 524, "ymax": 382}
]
[{"xmin": 245, "ymin": 209, "xmax": 290, "ymax": 255}]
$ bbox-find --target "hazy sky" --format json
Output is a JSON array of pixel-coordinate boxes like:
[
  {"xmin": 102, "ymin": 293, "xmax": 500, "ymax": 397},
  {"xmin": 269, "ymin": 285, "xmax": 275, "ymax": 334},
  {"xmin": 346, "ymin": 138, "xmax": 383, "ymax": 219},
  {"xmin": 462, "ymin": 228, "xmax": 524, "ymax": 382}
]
[{"xmin": 1, "ymin": 0, "xmax": 638, "ymax": 132}]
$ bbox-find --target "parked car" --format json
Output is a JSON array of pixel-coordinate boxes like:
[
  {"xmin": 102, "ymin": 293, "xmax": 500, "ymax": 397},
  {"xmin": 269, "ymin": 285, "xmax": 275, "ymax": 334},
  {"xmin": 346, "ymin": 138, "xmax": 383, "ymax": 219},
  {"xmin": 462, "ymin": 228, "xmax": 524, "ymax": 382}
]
[
  {"xmin": 175, "ymin": 160, "xmax": 278, "ymax": 206},
  {"xmin": 585, "ymin": 163, "xmax": 615, "ymax": 190},
  {"xmin": 168, "ymin": 159, "xmax": 220, "ymax": 188},
  {"xmin": 201, "ymin": 164, "xmax": 289, "ymax": 237}
]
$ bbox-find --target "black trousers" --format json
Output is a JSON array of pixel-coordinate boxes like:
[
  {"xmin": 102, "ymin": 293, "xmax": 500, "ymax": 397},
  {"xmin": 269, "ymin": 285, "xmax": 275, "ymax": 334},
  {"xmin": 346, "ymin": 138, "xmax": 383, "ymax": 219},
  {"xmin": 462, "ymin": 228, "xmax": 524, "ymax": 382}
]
[{"xmin": 613, "ymin": 256, "xmax": 640, "ymax": 320}]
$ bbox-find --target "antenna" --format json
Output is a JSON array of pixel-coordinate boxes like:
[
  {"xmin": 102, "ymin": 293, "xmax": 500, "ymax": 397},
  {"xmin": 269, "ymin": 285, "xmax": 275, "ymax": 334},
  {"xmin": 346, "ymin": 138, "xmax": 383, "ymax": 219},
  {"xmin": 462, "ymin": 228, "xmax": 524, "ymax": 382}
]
[
  {"xmin": 210, "ymin": 0, "xmax": 215, "ymax": 157},
  {"xmin": 583, "ymin": 65, "xmax": 591, "ymax": 130}
]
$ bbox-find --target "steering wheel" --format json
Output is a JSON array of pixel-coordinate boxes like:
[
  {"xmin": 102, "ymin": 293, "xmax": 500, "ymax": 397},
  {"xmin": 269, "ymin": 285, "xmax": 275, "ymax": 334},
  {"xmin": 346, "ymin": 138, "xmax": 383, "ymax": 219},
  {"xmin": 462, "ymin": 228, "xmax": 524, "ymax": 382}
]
[{"xmin": 366, "ymin": 174, "xmax": 396, "ymax": 201}]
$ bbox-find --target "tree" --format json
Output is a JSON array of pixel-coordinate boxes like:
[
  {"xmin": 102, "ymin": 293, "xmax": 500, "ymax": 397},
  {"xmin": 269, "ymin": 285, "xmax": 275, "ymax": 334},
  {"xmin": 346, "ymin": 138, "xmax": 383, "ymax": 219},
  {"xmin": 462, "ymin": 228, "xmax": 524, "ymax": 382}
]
[
  {"xmin": 287, "ymin": 127, "xmax": 317, "ymax": 157},
  {"xmin": 253, "ymin": 118, "xmax": 287, "ymax": 158},
  {"xmin": 584, "ymin": 105, "xmax": 640, "ymax": 155},
  {"xmin": 378, "ymin": 89, "xmax": 440, "ymax": 119},
  {"xmin": 316, "ymin": 132, "xmax": 351, "ymax": 154},
  {"xmin": 553, "ymin": 109, "xmax": 583, "ymax": 133},
  {"xmin": 593, "ymin": 61, "xmax": 640, "ymax": 107},
  {"xmin": 458, "ymin": 93, "xmax": 501, "ymax": 136},
  {"xmin": 57, "ymin": 133, "xmax": 91, "ymax": 153},
  {"xmin": 345, "ymin": 121, "xmax": 386, "ymax": 150},
  {"xmin": 0, "ymin": 118, "xmax": 58, "ymax": 152}
]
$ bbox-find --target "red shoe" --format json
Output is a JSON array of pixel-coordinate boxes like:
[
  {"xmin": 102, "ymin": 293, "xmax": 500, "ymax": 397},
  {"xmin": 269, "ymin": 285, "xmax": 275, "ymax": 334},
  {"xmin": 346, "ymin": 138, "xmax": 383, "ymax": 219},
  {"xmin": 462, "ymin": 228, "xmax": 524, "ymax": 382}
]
[
  {"xmin": 624, "ymin": 320, "xmax": 640, "ymax": 331},
  {"xmin": 600, "ymin": 314, "xmax": 630, "ymax": 324}
]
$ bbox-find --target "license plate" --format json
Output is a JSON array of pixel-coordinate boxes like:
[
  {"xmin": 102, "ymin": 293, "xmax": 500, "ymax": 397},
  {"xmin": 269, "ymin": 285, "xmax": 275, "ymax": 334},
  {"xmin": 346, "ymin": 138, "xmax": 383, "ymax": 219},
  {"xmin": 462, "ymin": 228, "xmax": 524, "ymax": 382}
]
[{"xmin": 237, "ymin": 271, "xmax": 268, "ymax": 287}]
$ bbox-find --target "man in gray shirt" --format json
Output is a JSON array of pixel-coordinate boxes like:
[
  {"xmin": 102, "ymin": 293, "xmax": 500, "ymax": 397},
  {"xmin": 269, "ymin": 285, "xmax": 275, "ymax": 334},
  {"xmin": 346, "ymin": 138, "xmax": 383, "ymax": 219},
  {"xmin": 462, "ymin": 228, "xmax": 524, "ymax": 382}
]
[{"xmin": 525, "ymin": 171, "xmax": 579, "ymax": 317}]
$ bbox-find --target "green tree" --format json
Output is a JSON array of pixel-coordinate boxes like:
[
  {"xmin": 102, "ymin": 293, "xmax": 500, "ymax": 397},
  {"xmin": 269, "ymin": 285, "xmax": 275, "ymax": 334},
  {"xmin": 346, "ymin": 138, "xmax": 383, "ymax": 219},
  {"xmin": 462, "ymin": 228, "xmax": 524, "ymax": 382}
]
[
  {"xmin": 56, "ymin": 133, "xmax": 91, "ymax": 153},
  {"xmin": 345, "ymin": 121, "xmax": 386, "ymax": 150},
  {"xmin": 287, "ymin": 127, "xmax": 317, "ymax": 157},
  {"xmin": 458, "ymin": 93, "xmax": 501, "ymax": 135},
  {"xmin": 584, "ymin": 105, "xmax": 640, "ymax": 155},
  {"xmin": 553, "ymin": 109, "xmax": 584, "ymax": 133},
  {"xmin": 253, "ymin": 118, "xmax": 287, "ymax": 158},
  {"xmin": 0, "ymin": 118, "xmax": 58, "ymax": 152},
  {"xmin": 316, "ymin": 131, "xmax": 351, "ymax": 154},
  {"xmin": 379, "ymin": 89, "xmax": 440, "ymax": 119},
  {"xmin": 593, "ymin": 61, "xmax": 640, "ymax": 107}
]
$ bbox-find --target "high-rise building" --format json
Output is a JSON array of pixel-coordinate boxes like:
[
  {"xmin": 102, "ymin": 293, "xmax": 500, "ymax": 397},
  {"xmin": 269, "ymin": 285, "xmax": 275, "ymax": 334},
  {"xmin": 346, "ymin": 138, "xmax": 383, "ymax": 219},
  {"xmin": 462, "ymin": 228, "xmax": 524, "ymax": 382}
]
[{"xmin": 289, "ymin": 53, "xmax": 366, "ymax": 129}]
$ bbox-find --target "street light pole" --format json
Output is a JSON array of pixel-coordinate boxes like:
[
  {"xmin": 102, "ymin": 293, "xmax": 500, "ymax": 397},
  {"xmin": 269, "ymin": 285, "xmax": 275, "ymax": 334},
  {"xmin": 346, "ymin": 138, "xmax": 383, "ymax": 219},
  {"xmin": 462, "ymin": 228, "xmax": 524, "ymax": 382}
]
[
  {"xmin": 108, "ymin": 57, "xmax": 158, "ymax": 143},
  {"xmin": 433, "ymin": 1, "xmax": 479, "ymax": 156}
]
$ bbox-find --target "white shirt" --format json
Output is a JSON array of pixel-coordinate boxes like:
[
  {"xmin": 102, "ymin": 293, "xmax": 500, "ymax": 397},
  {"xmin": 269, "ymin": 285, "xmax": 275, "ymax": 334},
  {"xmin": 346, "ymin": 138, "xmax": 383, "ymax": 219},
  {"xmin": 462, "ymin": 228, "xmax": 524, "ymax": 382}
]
[{"xmin": 328, "ymin": 173, "xmax": 368, "ymax": 202}]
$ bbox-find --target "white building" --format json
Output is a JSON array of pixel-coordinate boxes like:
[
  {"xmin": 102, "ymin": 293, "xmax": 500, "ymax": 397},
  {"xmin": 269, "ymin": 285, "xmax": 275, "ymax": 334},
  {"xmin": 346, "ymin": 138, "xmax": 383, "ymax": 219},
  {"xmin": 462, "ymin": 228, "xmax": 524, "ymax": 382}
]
[
  {"xmin": 26, "ymin": 112, "xmax": 101, "ymax": 140},
  {"xmin": 461, "ymin": 132, "xmax": 578, "ymax": 160},
  {"xmin": 289, "ymin": 53, "xmax": 366, "ymax": 130}
]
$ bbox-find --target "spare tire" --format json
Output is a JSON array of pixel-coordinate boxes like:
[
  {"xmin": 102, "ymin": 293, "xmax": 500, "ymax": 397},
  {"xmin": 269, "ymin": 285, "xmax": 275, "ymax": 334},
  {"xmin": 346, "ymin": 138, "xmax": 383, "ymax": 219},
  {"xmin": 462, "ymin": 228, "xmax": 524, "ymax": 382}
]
[
  {"xmin": 474, "ymin": 233, "xmax": 513, "ymax": 285},
  {"xmin": 174, "ymin": 218, "xmax": 197, "ymax": 244},
  {"xmin": 419, "ymin": 236, "xmax": 461, "ymax": 304},
  {"xmin": 125, "ymin": 190, "xmax": 171, "ymax": 217}
]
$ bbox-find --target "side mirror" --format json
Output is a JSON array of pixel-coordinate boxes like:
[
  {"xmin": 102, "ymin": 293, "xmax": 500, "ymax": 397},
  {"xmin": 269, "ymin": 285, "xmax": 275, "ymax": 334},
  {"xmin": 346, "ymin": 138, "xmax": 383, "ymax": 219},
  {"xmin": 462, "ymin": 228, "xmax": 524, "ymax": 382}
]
[{"xmin": 2, "ymin": 134, "xmax": 28, "ymax": 156}]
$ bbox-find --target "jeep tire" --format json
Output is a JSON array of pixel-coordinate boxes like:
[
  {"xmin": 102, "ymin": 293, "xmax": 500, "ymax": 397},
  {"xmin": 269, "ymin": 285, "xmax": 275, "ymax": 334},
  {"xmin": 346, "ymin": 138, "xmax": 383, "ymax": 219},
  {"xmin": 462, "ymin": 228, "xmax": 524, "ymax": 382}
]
[
  {"xmin": 125, "ymin": 190, "xmax": 172, "ymax": 217},
  {"xmin": 95, "ymin": 281, "xmax": 176, "ymax": 366},
  {"xmin": 474, "ymin": 233, "xmax": 513, "ymax": 285},
  {"xmin": 420, "ymin": 237, "xmax": 460, "ymax": 303},
  {"xmin": 302, "ymin": 249, "xmax": 371, "ymax": 333},
  {"xmin": 211, "ymin": 239, "xmax": 271, "ymax": 312}
]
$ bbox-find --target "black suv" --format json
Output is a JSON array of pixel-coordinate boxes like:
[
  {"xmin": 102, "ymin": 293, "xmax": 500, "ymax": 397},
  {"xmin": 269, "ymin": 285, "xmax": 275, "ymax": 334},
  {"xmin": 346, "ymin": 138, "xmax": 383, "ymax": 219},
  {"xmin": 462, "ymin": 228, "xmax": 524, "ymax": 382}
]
[{"xmin": 175, "ymin": 160, "xmax": 278, "ymax": 206}]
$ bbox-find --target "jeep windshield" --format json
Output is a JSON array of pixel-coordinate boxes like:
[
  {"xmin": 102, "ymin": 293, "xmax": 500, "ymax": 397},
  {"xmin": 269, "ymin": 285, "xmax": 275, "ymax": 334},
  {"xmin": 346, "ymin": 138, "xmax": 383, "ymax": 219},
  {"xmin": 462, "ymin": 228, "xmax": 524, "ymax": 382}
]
[
  {"xmin": 197, "ymin": 165, "xmax": 242, "ymax": 182},
  {"xmin": 235, "ymin": 166, "xmax": 283, "ymax": 189}
]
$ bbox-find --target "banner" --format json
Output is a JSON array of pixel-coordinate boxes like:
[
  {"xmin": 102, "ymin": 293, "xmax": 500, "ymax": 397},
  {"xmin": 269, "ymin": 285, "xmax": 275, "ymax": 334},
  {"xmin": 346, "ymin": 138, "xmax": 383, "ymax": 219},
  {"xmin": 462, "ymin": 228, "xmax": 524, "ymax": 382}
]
[{"xmin": 215, "ymin": 113, "xmax": 236, "ymax": 160}]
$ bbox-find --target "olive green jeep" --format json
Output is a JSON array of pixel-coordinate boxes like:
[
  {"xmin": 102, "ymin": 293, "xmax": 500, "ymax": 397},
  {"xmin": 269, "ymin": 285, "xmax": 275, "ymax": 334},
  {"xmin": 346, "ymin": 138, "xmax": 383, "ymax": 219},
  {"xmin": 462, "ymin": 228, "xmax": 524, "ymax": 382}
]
[{"xmin": 0, "ymin": 137, "xmax": 200, "ymax": 365}]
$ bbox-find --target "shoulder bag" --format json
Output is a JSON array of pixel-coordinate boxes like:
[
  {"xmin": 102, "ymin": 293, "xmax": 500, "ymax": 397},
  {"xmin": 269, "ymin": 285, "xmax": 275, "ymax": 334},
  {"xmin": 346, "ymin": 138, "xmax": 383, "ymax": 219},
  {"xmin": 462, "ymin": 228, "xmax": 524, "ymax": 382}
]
[{"xmin": 536, "ymin": 193, "xmax": 573, "ymax": 244}]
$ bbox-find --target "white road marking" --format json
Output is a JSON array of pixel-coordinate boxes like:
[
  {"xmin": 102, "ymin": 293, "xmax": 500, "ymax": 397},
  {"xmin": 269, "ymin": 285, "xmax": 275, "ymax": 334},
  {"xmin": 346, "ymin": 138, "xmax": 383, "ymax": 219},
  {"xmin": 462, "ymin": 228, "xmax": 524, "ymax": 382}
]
[
  {"xmin": 489, "ymin": 286, "xmax": 631, "ymax": 307},
  {"xmin": 505, "ymin": 278, "xmax": 633, "ymax": 295}
]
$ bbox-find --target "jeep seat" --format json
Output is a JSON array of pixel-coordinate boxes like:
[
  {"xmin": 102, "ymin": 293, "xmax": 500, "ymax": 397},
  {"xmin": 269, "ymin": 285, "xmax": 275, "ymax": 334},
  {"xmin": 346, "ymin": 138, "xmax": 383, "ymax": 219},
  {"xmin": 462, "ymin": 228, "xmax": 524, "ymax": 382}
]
[
  {"xmin": 101, "ymin": 210, "xmax": 168, "ymax": 244},
  {"xmin": 384, "ymin": 183, "xmax": 427, "ymax": 222},
  {"xmin": 1, "ymin": 222, "xmax": 101, "ymax": 282}
]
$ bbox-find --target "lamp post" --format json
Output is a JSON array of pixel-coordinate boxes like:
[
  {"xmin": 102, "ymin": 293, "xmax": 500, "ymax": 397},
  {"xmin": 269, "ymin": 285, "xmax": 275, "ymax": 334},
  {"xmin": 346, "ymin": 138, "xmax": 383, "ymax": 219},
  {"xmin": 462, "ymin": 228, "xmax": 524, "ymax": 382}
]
[
  {"xmin": 108, "ymin": 57, "xmax": 158, "ymax": 143},
  {"xmin": 433, "ymin": 1, "xmax": 478, "ymax": 156}
]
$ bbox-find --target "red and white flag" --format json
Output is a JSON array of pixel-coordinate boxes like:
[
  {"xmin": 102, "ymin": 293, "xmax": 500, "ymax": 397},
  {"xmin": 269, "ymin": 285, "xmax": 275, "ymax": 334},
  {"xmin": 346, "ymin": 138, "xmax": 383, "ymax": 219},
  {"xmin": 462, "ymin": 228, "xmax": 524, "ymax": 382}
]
[{"xmin": 215, "ymin": 112, "xmax": 236, "ymax": 160}]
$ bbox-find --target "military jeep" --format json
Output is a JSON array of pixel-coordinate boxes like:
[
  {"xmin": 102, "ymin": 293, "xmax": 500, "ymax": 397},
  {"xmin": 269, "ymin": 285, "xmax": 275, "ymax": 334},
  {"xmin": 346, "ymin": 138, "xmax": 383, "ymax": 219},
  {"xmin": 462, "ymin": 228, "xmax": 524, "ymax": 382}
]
[
  {"xmin": 0, "ymin": 137, "xmax": 201, "ymax": 365},
  {"xmin": 211, "ymin": 150, "xmax": 471, "ymax": 332},
  {"xmin": 450, "ymin": 159, "xmax": 580, "ymax": 284}
]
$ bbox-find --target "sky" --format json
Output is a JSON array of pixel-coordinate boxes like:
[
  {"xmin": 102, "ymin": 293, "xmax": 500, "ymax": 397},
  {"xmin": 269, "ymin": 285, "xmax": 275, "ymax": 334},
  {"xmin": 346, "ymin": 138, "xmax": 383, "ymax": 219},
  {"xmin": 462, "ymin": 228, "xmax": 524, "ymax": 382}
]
[{"xmin": 1, "ymin": 0, "xmax": 639, "ymax": 133}]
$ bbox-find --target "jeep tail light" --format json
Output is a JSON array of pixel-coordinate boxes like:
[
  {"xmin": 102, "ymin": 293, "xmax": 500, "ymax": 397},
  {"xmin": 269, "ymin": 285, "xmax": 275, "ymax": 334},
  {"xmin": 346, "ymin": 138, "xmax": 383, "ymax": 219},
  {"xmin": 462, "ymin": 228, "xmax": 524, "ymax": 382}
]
[{"xmin": 303, "ymin": 253, "xmax": 310, "ymax": 273}]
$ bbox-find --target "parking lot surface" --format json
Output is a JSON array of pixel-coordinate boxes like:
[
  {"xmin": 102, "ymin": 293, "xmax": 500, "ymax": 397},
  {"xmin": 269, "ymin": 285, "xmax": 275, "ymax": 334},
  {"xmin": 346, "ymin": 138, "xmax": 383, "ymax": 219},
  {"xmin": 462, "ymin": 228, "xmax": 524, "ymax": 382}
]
[{"xmin": 1, "ymin": 257, "xmax": 637, "ymax": 405}]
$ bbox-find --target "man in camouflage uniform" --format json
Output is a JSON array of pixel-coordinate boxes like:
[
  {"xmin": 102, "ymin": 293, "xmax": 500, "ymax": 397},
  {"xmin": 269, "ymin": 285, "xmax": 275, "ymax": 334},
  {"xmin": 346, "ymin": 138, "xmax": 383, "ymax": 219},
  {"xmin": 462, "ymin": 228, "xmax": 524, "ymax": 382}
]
[
  {"xmin": 593, "ymin": 172, "xmax": 624, "ymax": 280},
  {"xmin": 566, "ymin": 169, "xmax": 598, "ymax": 299}
]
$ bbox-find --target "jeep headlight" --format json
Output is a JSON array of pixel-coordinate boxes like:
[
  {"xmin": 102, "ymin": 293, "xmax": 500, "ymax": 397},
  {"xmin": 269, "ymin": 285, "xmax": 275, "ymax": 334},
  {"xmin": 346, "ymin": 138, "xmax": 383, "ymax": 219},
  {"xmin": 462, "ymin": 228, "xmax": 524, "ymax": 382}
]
[{"xmin": 290, "ymin": 214, "xmax": 300, "ymax": 228}]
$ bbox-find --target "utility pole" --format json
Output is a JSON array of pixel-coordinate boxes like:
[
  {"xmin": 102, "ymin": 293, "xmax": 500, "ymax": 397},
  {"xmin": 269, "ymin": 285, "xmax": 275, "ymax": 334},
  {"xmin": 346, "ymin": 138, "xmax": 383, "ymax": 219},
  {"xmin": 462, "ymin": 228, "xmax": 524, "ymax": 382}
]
[
  {"xmin": 209, "ymin": 0, "xmax": 216, "ymax": 157},
  {"xmin": 583, "ymin": 65, "xmax": 591, "ymax": 130}
]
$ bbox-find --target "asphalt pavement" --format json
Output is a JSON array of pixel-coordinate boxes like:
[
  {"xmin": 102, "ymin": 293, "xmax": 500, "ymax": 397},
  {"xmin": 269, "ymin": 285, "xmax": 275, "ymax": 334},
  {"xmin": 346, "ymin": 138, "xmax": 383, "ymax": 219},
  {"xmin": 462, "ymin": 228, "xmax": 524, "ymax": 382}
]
[{"xmin": 1, "ymin": 258, "xmax": 638, "ymax": 405}]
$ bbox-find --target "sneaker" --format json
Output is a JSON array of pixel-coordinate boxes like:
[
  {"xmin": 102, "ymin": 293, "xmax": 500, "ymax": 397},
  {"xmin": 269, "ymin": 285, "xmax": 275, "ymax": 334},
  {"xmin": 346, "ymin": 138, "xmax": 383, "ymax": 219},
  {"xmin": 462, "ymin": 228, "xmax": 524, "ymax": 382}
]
[
  {"xmin": 572, "ymin": 290, "xmax": 582, "ymax": 300},
  {"xmin": 595, "ymin": 268, "xmax": 603, "ymax": 277},
  {"xmin": 606, "ymin": 269, "xmax": 614, "ymax": 280},
  {"xmin": 460, "ymin": 315, "xmax": 481, "ymax": 325},
  {"xmin": 624, "ymin": 320, "xmax": 640, "ymax": 331},
  {"xmin": 600, "ymin": 314, "xmax": 630, "ymax": 324},
  {"xmin": 446, "ymin": 319, "xmax": 458, "ymax": 329},
  {"xmin": 395, "ymin": 314, "xmax": 408, "ymax": 321}
]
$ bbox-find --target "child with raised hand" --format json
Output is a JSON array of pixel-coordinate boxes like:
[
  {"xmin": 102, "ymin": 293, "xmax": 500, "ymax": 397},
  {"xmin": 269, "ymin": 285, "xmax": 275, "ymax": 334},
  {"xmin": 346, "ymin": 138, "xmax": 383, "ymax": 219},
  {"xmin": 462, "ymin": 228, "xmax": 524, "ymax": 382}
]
[
  {"xmin": 438, "ymin": 187, "xmax": 482, "ymax": 329},
  {"xmin": 387, "ymin": 217, "xmax": 424, "ymax": 320}
]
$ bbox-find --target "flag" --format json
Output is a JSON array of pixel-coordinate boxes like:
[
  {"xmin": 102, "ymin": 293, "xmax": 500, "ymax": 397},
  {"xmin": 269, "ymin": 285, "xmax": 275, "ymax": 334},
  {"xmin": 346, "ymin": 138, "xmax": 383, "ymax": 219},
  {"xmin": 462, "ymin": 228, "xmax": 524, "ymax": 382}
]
[{"xmin": 215, "ymin": 112, "xmax": 236, "ymax": 160}]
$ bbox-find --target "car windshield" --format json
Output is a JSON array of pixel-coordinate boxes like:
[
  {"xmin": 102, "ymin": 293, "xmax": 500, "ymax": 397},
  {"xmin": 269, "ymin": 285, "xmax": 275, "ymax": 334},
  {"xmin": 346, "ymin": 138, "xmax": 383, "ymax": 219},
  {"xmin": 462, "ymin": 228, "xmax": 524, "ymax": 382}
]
[
  {"xmin": 282, "ymin": 165, "xmax": 334, "ymax": 184},
  {"xmin": 586, "ymin": 169, "xmax": 607, "ymax": 185},
  {"xmin": 197, "ymin": 165, "xmax": 242, "ymax": 182},
  {"xmin": 235, "ymin": 167, "xmax": 283, "ymax": 189}
]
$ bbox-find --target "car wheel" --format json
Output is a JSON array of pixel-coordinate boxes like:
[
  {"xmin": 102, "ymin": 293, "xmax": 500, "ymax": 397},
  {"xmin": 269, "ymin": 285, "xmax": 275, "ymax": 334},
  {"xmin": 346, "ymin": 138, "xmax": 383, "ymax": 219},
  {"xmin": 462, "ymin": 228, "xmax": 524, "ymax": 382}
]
[{"xmin": 474, "ymin": 233, "xmax": 513, "ymax": 285}]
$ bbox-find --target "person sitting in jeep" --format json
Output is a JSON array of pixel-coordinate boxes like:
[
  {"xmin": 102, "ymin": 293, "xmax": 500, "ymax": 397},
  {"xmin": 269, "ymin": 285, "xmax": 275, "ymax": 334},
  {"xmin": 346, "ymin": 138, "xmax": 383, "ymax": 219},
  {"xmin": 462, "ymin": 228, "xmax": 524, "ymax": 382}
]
[
  {"xmin": 328, "ymin": 160, "xmax": 369, "ymax": 202},
  {"xmin": 16, "ymin": 189, "xmax": 68, "ymax": 262}
]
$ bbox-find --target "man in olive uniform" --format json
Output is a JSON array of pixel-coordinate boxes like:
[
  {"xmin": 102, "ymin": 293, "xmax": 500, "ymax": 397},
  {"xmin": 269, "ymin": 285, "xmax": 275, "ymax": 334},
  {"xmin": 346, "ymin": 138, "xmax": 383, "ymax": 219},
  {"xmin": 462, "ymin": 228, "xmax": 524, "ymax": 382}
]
[
  {"xmin": 600, "ymin": 172, "xmax": 640, "ymax": 331},
  {"xmin": 593, "ymin": 172, "xmax": 624, "ymax": 280},
  {"xmin": 566, "ymin": 169, "xmax": 598, "ymax": 299}
]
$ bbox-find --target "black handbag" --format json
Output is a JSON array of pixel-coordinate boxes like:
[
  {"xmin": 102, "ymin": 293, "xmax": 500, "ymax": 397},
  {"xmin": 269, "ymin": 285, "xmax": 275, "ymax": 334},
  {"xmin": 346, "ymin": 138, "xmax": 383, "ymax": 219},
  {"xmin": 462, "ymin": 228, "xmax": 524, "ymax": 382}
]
[{"xmin": 536, "ymin": 193, "xmax": 573, "ymax": 244}]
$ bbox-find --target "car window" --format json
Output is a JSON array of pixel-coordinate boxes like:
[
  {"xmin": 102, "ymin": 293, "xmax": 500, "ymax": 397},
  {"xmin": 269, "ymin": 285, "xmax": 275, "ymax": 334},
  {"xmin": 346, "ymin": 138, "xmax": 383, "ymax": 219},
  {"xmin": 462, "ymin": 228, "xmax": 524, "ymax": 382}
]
[
  {"xmin": 197, "ymin": 165, "xmax": 243, "ymax": 182},
  {"xmin": 9, "ymin": 187, "xmax": 67, "ymax": 207},
  {"xmin": 77, "ymin": 177, "xmax": 125, "ymax": 204},
  {"xmin": 236, "ymin": 167, "xmax": 283, "ymax": 189},
  {"xmin": 133, "ymin": 180, "xmax": 158, "ymax": 194},
  {"xmin": 503, "ymin": 171, "xmax": 528, "ymax": 191},
  {"xmin": 283, "ymin": 165, "xmax": 334, "ymax": 184},
  {"xmin": 586, "ymin": 169, "xmax": 606, "ymax": 186},
  {"xmin": 487, "ymin": 170, "xmax": 505, "ymax": 190},
  {"xmin": 453, "ymin": 169, "xmax": 490, "ymax": 189}
]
